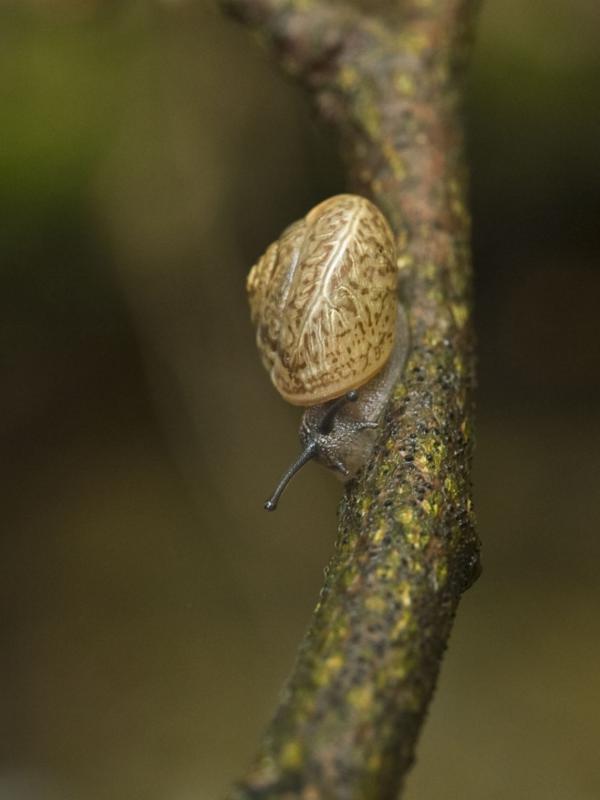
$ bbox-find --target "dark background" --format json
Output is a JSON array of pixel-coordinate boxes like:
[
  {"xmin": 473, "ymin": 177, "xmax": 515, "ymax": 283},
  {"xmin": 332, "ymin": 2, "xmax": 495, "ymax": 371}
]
[{"xmin": 2, "ymin": 2, "xmax": 599, "ymax": 798}]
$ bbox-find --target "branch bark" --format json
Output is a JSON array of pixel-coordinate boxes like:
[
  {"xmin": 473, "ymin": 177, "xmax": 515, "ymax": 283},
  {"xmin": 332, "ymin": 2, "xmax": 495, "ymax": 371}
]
[{"xmin": 221, "ymin": 1, "xmax": 482, "ymax": 797}]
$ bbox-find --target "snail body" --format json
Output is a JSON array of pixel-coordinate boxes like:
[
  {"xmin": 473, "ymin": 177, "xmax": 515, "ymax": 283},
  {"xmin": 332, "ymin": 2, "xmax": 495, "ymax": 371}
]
[{"xmin": 247, "ymin": 194, "xmax": 409, "ymax": 510}]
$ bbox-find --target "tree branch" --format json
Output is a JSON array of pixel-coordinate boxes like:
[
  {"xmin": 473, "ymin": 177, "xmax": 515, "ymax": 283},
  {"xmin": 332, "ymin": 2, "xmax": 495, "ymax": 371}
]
[{"xmin": 221, "ymin": 1, "xmax": 482, "ymax": 797}]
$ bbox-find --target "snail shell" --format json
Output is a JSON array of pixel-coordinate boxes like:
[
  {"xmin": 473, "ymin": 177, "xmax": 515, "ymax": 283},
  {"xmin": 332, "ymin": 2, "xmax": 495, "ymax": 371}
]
[
  {"xmin": 247, "ymin": 194, "xmax": 409, "ymax": 510},
  {"xmin": 247, "ymin": 194, "xmax": 398, "ymax": 405}
]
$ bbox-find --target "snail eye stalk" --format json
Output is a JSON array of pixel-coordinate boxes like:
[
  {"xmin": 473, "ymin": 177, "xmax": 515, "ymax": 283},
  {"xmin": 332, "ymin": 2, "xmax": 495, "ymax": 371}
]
[
  {"xmin": 318, "ymin": 389, "xmax": 358, "ymax": 434},
  {"xmin": 264, "ymin": 441, "xmax": 318, "ymax": 511}
]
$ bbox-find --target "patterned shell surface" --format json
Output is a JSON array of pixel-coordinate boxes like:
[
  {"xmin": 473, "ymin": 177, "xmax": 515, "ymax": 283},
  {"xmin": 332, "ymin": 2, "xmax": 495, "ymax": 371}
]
[{"xmin": 247, "ymin": 194, "xmax": 398, "ymax": 406}]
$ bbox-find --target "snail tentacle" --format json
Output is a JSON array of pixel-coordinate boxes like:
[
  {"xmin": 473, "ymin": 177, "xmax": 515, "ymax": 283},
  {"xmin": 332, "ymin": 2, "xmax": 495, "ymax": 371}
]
[
  {"xmin": 318, "ymin": 390, "xmax": 359, "ymax": 434},
  {"xmin": 264, "ymin": 440, "xmax": 319, "ymax": 512}
]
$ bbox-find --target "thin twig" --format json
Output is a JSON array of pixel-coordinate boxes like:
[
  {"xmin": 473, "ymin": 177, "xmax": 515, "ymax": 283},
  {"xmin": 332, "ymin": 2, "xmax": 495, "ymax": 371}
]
[{"xmin": 221, "ymin": 1, "xmax": 482, "ymax": 797}]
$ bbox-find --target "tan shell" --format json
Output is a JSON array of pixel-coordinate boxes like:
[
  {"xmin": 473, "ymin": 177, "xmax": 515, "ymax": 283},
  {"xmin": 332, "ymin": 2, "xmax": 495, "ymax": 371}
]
[{"xmin": 247, "ymin": 194, "xmax": 398, "ymax": 406}]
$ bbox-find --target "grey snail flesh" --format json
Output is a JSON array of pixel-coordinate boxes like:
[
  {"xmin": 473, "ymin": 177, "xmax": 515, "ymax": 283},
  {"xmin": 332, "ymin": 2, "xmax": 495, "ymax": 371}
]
[{"xmin": 299, "ymin": 302, "xmax": 410, "ymax": 480}]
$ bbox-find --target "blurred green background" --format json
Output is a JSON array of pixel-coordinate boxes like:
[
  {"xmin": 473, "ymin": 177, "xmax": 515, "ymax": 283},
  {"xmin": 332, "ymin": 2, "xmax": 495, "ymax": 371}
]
[{"xmin": 2, "ymin": 2, "xmax": 599, "ymax": 798}]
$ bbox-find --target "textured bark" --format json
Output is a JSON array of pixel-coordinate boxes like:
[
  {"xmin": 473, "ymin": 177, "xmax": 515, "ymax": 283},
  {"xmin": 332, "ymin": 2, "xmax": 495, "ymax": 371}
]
[{"xmin": 220, "ymin": 1, "xmax": 482, "ymax": 797}]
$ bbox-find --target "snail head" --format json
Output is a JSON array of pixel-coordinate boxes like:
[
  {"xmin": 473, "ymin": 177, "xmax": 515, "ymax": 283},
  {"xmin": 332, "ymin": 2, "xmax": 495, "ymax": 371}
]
[{"xmin": 264, "ymin": 390, "xmax": 360, "ymax": 511}]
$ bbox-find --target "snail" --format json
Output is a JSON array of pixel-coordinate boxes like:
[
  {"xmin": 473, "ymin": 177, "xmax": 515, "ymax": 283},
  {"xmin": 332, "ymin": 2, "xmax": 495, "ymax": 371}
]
[{"xmin": 247, "ymin": 194, "xmax": 409, "ymax": 510}]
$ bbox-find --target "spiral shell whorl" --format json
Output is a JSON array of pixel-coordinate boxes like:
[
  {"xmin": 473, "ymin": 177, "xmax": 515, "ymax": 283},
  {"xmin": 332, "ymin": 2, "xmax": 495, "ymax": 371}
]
[{"xmin": 247, "ymin": 194, "xmax": 398, "ymax": 406}]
